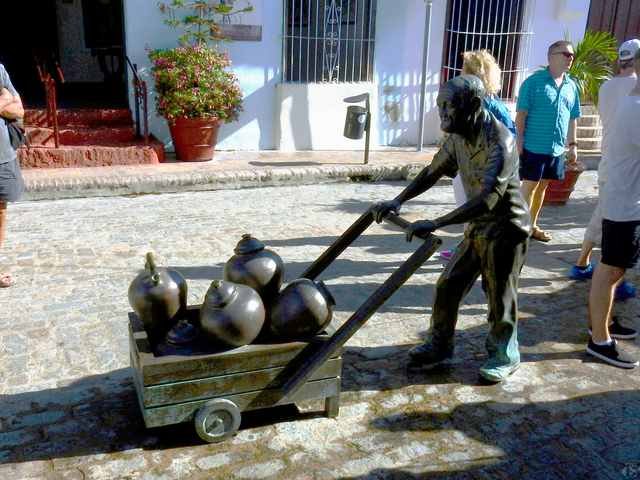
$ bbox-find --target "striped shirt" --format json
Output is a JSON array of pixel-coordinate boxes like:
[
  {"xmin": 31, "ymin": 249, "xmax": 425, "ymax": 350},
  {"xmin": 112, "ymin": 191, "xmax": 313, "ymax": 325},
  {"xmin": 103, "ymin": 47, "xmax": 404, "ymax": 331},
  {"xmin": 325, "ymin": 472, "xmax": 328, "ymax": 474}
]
[{"xmin": 516, "ymin": 67, "xmax": 581, "ymax": 157}]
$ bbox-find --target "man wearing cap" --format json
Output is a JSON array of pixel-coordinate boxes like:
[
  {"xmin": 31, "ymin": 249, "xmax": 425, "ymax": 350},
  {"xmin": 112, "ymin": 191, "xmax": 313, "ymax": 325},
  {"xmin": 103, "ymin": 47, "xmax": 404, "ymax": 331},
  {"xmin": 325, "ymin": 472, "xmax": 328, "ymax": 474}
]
[
  {"xmin": 587, "ymin": 48, "xmax": 640, "ymax": 369},
  {"xmin": 516, "ymin": 40, "xmax": 581, "ymax": 242},
  {"xmin": 569, "ymin": 39, "xmax": 640, "ymax": 311}
]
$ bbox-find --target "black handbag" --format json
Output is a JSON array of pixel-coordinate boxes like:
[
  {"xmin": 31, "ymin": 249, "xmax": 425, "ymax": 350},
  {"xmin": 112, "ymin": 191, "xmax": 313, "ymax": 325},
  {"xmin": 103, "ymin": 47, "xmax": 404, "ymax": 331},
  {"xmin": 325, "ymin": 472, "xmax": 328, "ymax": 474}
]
[{"xmin": 4, "ymin": 118, "xmax": 26, "ymax": 150}]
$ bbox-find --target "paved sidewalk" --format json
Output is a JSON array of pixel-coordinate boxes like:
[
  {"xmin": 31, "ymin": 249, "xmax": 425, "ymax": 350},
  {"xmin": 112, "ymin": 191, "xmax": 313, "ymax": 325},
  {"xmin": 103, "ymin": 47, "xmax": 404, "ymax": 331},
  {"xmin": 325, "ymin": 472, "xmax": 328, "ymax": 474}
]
[
  {"xmin": 1, "ymin": 171, "xmax": 638, "ymax": 479},
  {"xmin": 22, "ymin": 149, "xmax": 435, "ymax": 200}
]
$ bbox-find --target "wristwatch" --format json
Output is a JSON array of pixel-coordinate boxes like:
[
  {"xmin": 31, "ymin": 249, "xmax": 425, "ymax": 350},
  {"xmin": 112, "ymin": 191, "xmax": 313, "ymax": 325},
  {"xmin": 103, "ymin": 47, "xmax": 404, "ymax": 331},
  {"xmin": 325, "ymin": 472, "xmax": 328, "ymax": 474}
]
[{"xmin": 568, "ymin": 142, "xmax": 578, "ymax": 148}]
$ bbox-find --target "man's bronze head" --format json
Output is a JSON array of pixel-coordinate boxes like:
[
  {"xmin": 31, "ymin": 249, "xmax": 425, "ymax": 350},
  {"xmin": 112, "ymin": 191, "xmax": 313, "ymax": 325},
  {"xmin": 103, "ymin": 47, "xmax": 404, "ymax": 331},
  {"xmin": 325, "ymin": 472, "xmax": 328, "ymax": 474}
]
[{"xmin": 436, "ymin": 75, "xmax": 485, "ymax": 134}]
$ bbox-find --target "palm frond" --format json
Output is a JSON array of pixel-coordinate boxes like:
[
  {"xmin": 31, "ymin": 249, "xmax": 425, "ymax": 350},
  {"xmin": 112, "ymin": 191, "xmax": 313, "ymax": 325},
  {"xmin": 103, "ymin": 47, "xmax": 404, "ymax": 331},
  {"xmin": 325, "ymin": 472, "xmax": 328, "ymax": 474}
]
[{"xmin": 568, "ymin": 30, "xmax": 618, "ymax": 105}]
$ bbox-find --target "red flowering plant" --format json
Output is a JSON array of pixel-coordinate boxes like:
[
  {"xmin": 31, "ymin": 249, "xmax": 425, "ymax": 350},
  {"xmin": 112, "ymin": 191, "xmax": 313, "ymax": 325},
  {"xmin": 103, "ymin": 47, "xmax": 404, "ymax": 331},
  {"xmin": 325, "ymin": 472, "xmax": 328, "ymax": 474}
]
[
  {"xmin": 149, "ymin": 1, "xmax": 251, "ymax": 122},
  {"xmin": 149, "ymin": 45, "xmax": 242, "ymax": 121}
]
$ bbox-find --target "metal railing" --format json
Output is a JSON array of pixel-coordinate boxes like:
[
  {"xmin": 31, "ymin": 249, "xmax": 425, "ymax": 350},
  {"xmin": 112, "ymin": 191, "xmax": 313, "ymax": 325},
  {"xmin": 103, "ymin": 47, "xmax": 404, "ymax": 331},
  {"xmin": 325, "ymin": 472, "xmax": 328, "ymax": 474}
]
[
  {"xmin": 283, "ymin": 0, "xmax": 377, "ymax": 83},
  {"xmin": 125, "ymin": 56, "xmax": 149, "ymax": 145},
  {"xmin": 35, "ymin": 60, "xmax": 64, "ymax": 148},
  {"xmin": 441, "ymin": 0, "xmax": 537, "ymax": 100}
]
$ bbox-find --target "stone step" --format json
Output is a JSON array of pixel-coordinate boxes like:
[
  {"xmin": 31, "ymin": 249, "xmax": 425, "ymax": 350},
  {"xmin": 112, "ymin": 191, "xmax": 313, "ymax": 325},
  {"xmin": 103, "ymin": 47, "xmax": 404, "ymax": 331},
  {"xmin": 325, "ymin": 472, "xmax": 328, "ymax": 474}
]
[
  {"xmin": 24, "ymin": 108, "xmax": 134, "ymax": 128},
  {"xmin": 580, "ymin": 104, "xmax": 599, "ymax": 114},
  {"xmin": 26, "ymin": 126, "xmax": 137, "ymax": 147},
  {"xmin": 578, "ymin": 138, "xmax": 601, "ymax": 150},
  {"xmin": 577, "ymin": 114, "xmax": 601, "ymax": 127},
  {"xmin": 577, "ymin": 125, "xmax": 602, "ymax": 138},
  {"xmin": 578, "ymin": 148, "xmax": 602, "ymax": 154},
  {"xmin": 18, "ymin": 138, "xmax": 166, "ymax": 168}
]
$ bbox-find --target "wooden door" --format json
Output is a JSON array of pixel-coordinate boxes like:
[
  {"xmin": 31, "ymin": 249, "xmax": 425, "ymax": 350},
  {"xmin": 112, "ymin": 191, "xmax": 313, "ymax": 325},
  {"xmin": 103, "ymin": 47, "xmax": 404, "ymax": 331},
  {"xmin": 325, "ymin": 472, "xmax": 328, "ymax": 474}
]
[{"xmin": 587, "ymin": 0, "xmax": 640, "ymax": 43}]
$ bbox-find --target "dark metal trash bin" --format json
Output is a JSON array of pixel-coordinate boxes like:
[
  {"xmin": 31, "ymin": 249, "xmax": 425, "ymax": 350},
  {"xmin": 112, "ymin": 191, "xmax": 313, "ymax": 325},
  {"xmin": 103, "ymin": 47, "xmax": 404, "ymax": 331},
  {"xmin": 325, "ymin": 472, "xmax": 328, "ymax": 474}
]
[{"xmin": 343, "ymin": 105, "xmax": 367, "ymax": 140}]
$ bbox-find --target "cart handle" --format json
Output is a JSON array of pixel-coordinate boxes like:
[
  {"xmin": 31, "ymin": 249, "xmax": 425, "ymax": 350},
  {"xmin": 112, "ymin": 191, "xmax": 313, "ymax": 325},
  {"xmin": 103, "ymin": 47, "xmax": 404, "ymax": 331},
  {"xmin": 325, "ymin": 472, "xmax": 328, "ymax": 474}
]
[
  {"xmin": 278, "ymin": 209, "xmax": 441, "ymax": 398},
  {"xmin": 302, "ymin": 210, "xmax": 431, "ymax": 281}
]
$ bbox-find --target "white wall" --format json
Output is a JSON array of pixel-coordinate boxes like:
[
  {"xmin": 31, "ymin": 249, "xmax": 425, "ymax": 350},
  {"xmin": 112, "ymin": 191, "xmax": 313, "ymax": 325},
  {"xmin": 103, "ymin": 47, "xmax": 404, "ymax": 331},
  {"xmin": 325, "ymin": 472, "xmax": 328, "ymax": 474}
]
[
  {"xmin": 374, "ymin": 0, "xmax": 447, "ymax": 146},
  {"xmin": 527, "ymin": 0, "xmax": 590, "ymax": 71},
  {"xmin": 373, "ymin": 0, "xmax": 591, "ymax": 147},
  {"xmin": 123, "ymin": 0, "xmax": 281, "ymax": 150},
  {"xmin": 277, "ymin": 0, "xmax": 447, "ymax": 149},
  {"xmin": 277, "ymin": 83, "xmax": 379, "ymax": 150},
  {"xmin": 124, "ymin": 0, "xmax": 590, "ymax": 151}
]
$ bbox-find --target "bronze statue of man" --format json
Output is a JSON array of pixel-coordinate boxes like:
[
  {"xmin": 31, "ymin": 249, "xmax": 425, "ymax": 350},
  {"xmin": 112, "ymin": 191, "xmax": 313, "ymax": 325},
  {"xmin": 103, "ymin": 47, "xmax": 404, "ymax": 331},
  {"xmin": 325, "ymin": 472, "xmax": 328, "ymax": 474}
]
[{"xmin": 372, "ymin": 74, "xmax": 531, "ymax": 382}]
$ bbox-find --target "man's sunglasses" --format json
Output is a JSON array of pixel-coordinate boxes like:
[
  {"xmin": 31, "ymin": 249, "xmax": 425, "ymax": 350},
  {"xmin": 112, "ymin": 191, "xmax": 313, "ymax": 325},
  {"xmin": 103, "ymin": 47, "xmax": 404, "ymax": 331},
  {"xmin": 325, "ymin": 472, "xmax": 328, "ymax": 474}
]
[{"xmin": 553, "ymin": 51, "xmax": 575, "ymax": 59}]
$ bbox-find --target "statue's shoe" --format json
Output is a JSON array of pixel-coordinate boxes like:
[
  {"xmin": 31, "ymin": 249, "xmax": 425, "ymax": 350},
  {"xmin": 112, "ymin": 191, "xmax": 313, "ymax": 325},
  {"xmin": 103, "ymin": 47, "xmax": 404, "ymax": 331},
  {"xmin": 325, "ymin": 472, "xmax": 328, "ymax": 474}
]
[
  {"xmin": 479, "ymin": 358, "xmax": 520, "ymax": 383},
  {"xmin": 408, "ymin": 342, "xmax": 454, "ymax": 368}
]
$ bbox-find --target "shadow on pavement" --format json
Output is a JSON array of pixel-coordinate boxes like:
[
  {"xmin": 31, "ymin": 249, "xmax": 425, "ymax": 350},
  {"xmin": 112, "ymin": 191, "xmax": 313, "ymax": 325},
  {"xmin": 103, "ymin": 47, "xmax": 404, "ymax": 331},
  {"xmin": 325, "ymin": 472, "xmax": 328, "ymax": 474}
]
[
  {"xmin": 341, "ymin": 389, "xmax": 640, "ymax": 479},
  {"xmin": 0, "ymin": 370, "xmax": 324, "ymax": 465}
]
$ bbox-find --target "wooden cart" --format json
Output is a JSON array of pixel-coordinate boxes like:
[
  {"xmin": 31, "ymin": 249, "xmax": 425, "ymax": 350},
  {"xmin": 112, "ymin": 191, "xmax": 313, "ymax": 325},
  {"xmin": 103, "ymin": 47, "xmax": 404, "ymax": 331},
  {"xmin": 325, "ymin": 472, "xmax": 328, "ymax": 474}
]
[
  {"xmin": 129, "ymin": 308, "xmax": 341, "ymax": 443},
  {"xmin": 129, "ymin": 212, "xmax": 440, "ymax": 443}
]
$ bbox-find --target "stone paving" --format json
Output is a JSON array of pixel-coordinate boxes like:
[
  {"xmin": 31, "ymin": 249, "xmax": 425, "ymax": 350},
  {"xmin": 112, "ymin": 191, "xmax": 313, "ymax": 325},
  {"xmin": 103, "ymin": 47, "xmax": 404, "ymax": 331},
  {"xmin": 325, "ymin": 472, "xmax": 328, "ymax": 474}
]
[{"xmin": 1, "ymin": 171, "xmax": 639, "ymax": 479}]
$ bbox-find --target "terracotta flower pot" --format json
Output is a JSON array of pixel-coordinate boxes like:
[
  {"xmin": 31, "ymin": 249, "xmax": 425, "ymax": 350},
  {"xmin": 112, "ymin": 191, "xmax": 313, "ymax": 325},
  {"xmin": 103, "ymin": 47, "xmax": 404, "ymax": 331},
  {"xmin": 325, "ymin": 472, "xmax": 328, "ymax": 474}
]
[
  {"xmin": 544, "ymin": 160, "xmax": 585, "ymax": 205},
  {"xmin": 168, "ymin": 117, "xmax": 221, "ymax": 161}
]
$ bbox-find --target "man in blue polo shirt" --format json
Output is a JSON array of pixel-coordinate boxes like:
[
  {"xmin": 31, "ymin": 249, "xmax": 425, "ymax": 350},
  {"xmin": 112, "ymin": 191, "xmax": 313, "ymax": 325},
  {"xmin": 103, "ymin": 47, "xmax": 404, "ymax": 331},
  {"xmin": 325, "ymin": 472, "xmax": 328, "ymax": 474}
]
[{"xmin": 516, "ymin": 40, "xmax": 581, "ymax": 242}]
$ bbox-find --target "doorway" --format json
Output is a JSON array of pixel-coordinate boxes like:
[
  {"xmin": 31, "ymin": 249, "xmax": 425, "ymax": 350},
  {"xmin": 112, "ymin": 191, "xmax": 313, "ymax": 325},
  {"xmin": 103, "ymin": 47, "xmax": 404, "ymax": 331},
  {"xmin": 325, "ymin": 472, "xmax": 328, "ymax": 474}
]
[{"xmin": 1, "ymin": 0, "xmax": 127, "ymax": 109}]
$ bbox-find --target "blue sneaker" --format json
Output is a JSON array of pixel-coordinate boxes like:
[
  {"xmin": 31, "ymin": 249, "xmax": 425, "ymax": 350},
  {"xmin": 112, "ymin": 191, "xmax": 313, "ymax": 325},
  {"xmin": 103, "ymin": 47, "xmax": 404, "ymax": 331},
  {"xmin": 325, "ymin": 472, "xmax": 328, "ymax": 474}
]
[
  {"xmin": 569, "ymin": 263, "xmax": 594, "ymax": 280},
  {"xmin": 615, "ymin": 281, "xmax": 636, "ymax": 302}
]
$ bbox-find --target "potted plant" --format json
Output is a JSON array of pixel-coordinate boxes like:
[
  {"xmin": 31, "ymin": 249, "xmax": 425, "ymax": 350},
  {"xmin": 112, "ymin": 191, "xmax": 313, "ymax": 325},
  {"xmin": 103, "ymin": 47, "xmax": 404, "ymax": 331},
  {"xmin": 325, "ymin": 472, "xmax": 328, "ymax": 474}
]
[
  {"xmin": 149, "ymin": 1, "xmax": 252, "ymax": 161},
  {"xmin": 545, "ymin": 30, "xmax": 617, "ymax": 204}
]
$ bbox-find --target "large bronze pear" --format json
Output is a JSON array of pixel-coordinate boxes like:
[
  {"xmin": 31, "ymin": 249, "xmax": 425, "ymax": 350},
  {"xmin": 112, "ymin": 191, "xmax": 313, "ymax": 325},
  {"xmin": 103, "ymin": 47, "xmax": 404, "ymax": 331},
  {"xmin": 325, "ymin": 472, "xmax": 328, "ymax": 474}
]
[
  {"xmin": 199, "ymin": 280, "xmax": 265, "ymax": 348},
  {"xmin": 223, "ymin": 234, "xmax": 284, "ymax": 307},
  {"xmin": 270, "ymin": 279, "xmax": 335, "ymax": 339},
  {"xmin": 128, "ymin": 252, "xmax": 187, "ymax": 345}
]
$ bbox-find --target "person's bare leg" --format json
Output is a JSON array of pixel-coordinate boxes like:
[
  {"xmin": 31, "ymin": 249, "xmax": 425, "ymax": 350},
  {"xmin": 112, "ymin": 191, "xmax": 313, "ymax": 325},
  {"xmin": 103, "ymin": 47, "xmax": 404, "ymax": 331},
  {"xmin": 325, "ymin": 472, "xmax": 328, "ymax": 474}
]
[
  {"xmin": 520, "ymin": 180, "xmax": 538, "ymax": 211},
  {"xmin": 0, "ymin": 201, "xmax": 6, "ymax": 246},
  {"xmin": 589, "ymin": 262, "xmax": 625, "ymax": 342},
  {"xmin": 530, "ymin": 179, "xmax": 550, "ymax": 228},
  {"xmin": 576, "ymin": 239, "xmax": 595, "ymax": 267},
  {"xmin": 0, "ymin": 201, "xmax": 11, "ymax": 287}
]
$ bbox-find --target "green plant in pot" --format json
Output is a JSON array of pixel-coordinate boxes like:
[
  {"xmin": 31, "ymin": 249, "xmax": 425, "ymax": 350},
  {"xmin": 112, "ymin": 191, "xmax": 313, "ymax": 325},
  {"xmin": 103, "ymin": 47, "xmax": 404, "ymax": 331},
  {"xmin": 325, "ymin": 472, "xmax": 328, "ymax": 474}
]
[
  {"xmin": 545, "ymin": 30, "xmax": 618, "ymax": 205},
  {"xmin": 150, "ymin": 1, "xmax": 252, "ymax": 161}
]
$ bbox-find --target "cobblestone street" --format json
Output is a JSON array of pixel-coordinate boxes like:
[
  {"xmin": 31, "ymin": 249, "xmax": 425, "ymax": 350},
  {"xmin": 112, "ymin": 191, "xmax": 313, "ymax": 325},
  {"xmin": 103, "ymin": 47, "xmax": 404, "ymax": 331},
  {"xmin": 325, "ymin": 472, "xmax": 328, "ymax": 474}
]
[{"xmin": 1, "ymin": 171, "xmax": 639, "ymax": 479}]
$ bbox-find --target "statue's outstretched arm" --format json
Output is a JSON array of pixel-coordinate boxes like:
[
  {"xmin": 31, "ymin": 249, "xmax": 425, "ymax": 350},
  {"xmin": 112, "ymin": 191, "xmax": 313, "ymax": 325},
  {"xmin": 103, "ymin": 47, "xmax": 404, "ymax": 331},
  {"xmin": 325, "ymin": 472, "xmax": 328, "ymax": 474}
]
[{"xmin": 372, "ymin": 138, "xmax": 457, "ymax": 223}]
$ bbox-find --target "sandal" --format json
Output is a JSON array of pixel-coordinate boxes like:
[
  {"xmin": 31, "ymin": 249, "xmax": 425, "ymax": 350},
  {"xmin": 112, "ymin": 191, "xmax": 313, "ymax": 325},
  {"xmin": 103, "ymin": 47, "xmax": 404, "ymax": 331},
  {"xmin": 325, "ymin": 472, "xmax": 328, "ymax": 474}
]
[
  {"xmin": 0, "ymin": 273, "xmax": 14, "ymax": 288},
  {"xmin": 531, "ymin": 227, "xmax": 552, "ymax": 243}
]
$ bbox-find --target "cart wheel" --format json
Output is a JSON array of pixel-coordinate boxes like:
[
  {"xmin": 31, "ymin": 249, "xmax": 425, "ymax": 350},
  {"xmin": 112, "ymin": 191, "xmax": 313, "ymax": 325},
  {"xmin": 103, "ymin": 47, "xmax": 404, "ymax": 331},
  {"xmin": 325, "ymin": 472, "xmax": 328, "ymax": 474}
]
[{"xmin": 194, "ymin": 399, "xmax": 241, "ymax": 443}]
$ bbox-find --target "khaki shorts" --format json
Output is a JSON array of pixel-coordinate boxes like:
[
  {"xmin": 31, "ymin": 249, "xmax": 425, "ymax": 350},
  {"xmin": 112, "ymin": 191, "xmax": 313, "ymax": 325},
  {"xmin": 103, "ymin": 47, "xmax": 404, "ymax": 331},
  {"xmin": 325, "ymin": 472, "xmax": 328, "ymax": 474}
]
[{"xmin": 0, "ymin": 158, "xmax": 24, "ymax": 202}]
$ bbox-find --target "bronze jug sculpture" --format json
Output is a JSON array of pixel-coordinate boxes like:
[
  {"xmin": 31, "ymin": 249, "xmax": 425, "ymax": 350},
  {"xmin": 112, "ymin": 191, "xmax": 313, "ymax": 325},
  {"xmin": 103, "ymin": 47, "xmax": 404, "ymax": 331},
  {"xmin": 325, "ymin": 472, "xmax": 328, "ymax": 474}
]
[
  {"xmin": 199, "ymin": 280, "xmax": 265, "ymax": 348},
  {"xmin": 223, "ymin": 234, "xmax": 284, "ymax": 309},
  {"xmin": 270, "ymin": 279, "xmax": 335, "ymax": 339},
  {"xmin": 128, "ymin": 252, "xmax": 188, "ymax": 345}
]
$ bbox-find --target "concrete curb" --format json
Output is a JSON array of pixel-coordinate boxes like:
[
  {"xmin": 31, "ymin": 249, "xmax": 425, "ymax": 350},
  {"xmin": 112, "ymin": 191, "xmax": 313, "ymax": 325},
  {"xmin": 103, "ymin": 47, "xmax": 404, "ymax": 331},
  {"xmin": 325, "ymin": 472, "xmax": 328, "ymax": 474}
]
[
  {"xmin": 21, "ymin": 147, "xmax": 600, "ymax": 201},
  {"xmin": 22, "ymin": 162, "xmax": 426, "ymax": 201}
]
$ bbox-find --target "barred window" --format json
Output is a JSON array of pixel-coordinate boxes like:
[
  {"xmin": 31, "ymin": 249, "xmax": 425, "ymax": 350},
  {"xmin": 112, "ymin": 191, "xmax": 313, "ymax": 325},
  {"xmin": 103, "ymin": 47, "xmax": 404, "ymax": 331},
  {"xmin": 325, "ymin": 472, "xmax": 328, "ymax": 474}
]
[
  {"xmin": 441, "ymin": 0, "xmax": 536, "ymax": 99},
  {"xmin": 283, "ymin": 0, "xmax": 377, "ymax": 83}
]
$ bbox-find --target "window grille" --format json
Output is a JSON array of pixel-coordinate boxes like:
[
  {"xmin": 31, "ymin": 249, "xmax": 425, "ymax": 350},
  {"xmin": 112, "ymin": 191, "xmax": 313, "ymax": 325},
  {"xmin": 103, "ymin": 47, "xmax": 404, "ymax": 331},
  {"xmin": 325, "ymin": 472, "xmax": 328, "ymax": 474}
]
[
  {"xmin": 441, "ymin": 0, "xmax": 536, "ymax": 100},
  {"xmin": 283, "ymin": 0, "xmax": 377, "ymax": 83}
]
